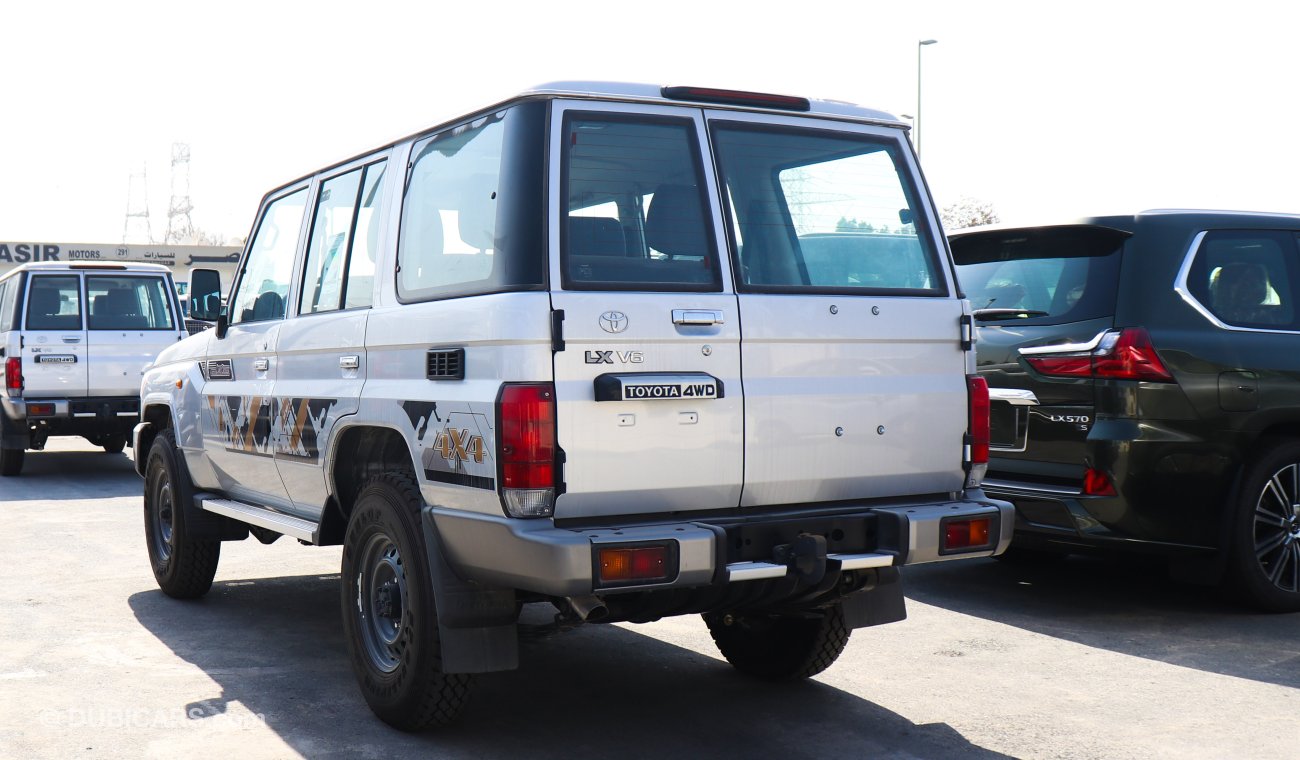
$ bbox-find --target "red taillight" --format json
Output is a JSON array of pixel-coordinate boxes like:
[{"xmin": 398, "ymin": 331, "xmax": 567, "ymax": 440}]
[
  {"xmin": 4, "ymin": 357, "xmax": 21, "ymax": 395},
  {"xmin": 1023, "ymin": 328, "xmax": 1173, "ymax": 382},
  {"xmin": 1082, "ymin": 467, "xmax": 1117, "ymax": 497},
  {"xmin": 498, "ymin": 383, "xmax": 556, "ymax": 517},
  {"xmin": 966, "ymin": 375, "xmax": 990, "ymax": 488},
  {"xmin": 942, "ymin": 517, "xmax": 993, "ymax": 552}
]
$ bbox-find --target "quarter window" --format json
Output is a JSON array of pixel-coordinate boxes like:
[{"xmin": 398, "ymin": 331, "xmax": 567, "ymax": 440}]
[
  {"xmin": 0, "ymin": 277, "xmax": 16, "ymax": 331},
  {"xmin": 561, "ymin": 115, "xmax": 719, "ymax": 291},
  {"xmin": 230, "ymin": 188, "xmax": 307, "ymax": 325},
  {"xmin": 1187, "ymin": 230, "xmax": 1298, "ymax": 330},
  {"xmin": 25, "ymin": 275, "xmax": 82, "ymax": 330}
]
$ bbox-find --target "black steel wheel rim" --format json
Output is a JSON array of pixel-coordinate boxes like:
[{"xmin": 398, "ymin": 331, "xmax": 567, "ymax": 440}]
[
  {"xmin": 355, "ymin": 532, "xmax": 408, "ymax": 674},
  {"xmin": 1253, "ymin": 462, "xmax": 1300, "ymax": 593},
  {"xmin": 151, "ymin": 478, "xmax": 175, "ymax": 563}
]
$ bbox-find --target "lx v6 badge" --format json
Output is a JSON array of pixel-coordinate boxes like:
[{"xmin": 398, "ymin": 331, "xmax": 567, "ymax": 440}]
[{"xmin": 585, "ymin": 350, "xmax": 645, "ymax": 364}]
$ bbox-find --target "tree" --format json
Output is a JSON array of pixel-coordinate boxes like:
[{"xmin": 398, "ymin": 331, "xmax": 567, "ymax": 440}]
[{"xmin": 940, "ymin": 197, "xmax": 1000, "ymax": 230}]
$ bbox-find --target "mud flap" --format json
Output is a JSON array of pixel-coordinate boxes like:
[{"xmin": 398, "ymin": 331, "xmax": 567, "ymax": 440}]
[
  {"xmin": 420, "ymin": 507, "xmax": 519, "ymax": 674},
  {"xmin": 840, "ymin": 566, "xmax": 907, "ymax": 630}
]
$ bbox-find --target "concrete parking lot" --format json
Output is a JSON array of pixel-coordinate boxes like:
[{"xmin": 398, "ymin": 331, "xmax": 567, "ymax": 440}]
[{"xmin": 3, "ymin": 438, "xmax": 1300, "ymax": 759}]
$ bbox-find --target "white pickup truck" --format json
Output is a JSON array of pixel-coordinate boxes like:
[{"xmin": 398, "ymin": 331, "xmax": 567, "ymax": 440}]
[
  {"xmin": 0, "ymin": 262, "xmax": 186, "ymax": 475},
  {"xmin": 133, "ymin": 82, "xmax": 1013, "ymax": 731}
]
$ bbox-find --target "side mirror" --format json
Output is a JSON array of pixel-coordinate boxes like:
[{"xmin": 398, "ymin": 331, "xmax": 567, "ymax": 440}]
[{"xmin": 189, "ymin": 268, "xmax": 223, "ymax": 321}]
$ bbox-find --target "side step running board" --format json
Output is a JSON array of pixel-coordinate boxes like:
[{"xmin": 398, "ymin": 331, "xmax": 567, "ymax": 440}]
[
  {"xmin": 199, "ymin": 497, "xmax": 318, "ymax": 543},
  {"xmin": 726, "ymin": 552, "xmax": 893, "ymax": 582}
]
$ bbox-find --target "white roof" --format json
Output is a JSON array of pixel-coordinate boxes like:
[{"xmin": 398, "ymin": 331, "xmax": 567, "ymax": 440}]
[{"xmin": 5, "ymin": 261, "xmax": 172, "ymax": 274}]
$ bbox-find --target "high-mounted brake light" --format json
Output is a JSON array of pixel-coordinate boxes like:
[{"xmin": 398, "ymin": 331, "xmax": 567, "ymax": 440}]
[
  {"xmin": 497, "ymin": 383, "xmax": 557, "ymax": 518},
  {"xmin": 1022, "ymin": 328, "xmax": 1173, "ymax": 383},
  {"xmin": 965, "ymin": 375, "xmax": 990, "ymax": 488},
  {"xmin": 661, "ymin": 86, "xmax": 811, "ymax": 112},
  {"xmin": 4, "ymin": 357, "xmax": 21, "ymax": 396}
]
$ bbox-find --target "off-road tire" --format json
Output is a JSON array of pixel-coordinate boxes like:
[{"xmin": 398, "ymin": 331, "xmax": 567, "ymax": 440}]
[
  {"xmin": 341, "ymin": 472, "xmax": 472, "ymax": 730},
  {"xmin": 704, "ymin": 604, "xmax": 851, "ymax": 681},
  {"xmin": 144, "ymin": 428, "xmax": 220, "ymax": 599},
  {"xmin": 1227, "ymin": 439, "xmax": 1300, "ymax": 612},
  {"xmin": 0, "ymin": 445, "xmax": 23, "ymax": 477},
  {"xmin": 102, "ymin": 434, "xmax": 127, "ymax": 454}
]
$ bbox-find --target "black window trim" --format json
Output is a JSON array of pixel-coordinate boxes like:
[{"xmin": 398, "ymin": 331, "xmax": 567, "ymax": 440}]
[
  {"xmin": 295, "ymin": 158, "xmax": 388, "ymax": 320},
  {"xmin": 24, "ymin": 273, "xmax": 85, "ymax": 331},
  {"xmin": 228, "ymin": 184, "xmax": 310, "ymax": 327},
  {"xmin": 558, "ymin": 109, "xmax": 724, "ymax": 294},
  {"xmin": 708, "ymin": 118, "xmax": 950, "ymax": 298},
  {"xmin": 84, "ymin": 273, "xmax": 179, "ymax": 331}
]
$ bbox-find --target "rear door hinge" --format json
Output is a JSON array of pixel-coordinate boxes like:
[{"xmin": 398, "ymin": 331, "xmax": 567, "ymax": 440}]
[
  {"xmin": 551, "ymin": 309, "xmax": 565, "ymax": 352},
  {"xmin": 960, "ymin": 313, "xmax": 974, "ymax": 351}
]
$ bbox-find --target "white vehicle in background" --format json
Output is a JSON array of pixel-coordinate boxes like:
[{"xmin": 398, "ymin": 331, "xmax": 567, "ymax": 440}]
[
  {"xmin": 134, "ymin": 82, "xmax": 1012, "ymax": 731},
  {"xmin": 1, "ymin": 262, "xmax": 185, "ymax": 475}
]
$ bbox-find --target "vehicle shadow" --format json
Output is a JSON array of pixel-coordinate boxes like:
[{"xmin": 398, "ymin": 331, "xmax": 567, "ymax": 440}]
[
  {"xmin": 903, "ymin": 555, "xmax": 1300, "ymax": 689},
  {"xmin": 129, "ymin": 576, "xmax": 1010, "ymax": 759},
  {"xmin": 0, "ymin": 447, "xmax": 139, "ymax": 501}
]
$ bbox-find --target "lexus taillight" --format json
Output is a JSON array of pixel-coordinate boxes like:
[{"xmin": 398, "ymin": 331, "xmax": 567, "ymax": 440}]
[
  {"xmin": 1022, "ymin": 328, "xmax": 1173, "ymax": 383},
  {"xmin": 1083, "ymin": 467, "xmax": 1117, "ymax": 497},
  {"xmin": 4, "ymin": 357, "xmax": 20, "ymax": 396},
  {"xmin": 966, "ymin": 375, "xmax": 990, "ymax": 488},
  {"xmin": 497, "ymin": 383, "xmax": 556, "ymax": 518}
]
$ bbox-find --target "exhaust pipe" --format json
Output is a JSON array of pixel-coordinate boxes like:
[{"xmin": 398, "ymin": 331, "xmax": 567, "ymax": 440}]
[{"xmin": 566, "ymin": 595, "xmax": 608, "ymax": 622}]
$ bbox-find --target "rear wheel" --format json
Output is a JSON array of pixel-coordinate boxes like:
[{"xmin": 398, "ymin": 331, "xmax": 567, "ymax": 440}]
[
  {"xmin": 1228, "ymin": 440, "xmax": 1300, "ymax": 612},
  {"xmin": 144, "ymin": 429, "xmax": 220, "ymax": 598},
  {"xmin": 340, "ymin": 472, "xmax": 471, "ymax": 730},
  {"xmin": 704, "ymin": 604, "xmax": 851, "ymax": 681},
  {"xmin": 0, "ymin": 444, "xmax": 23, "ymax": 477}
]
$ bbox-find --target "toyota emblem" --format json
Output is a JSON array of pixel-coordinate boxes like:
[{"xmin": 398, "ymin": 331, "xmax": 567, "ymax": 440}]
[{"xmin": 599, "ymin": 310, "xmax": 629, "ymax": 334}]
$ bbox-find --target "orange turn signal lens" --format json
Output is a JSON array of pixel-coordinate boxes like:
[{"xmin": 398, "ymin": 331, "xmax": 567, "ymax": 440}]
[
  {"xmin": 27, "ymin": 403, "xmax": 55, "ymax": 417},
  {"xmin": 943, "ymin": 517, "xmax": 992, "ymax": 551},
  {"xmin": 598, "ymin": 546, "xmax": 669, "ymax": 584}
]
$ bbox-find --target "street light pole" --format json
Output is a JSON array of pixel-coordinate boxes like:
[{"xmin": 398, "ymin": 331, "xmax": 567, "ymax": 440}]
[{"xmin": 916, "ymin": 39, "xmax": 937, "ymax": 159}]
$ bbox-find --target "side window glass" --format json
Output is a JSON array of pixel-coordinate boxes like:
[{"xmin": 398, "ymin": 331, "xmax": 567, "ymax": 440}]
[
  {"xmin": 398, "ymin": 116, "xmax": 506, "ymax": 301},
  {"xmin": 344, "ymin": 162, "xmax": 386, "ymax": 309},
  {"xmin": 1190, "ymin": 230, "xmax": 1296, "ymax": 329},
  {"xmin": 562, "ymin": 115, "xmax": 719, "ymax": 291},
  {"xmin": 25, "ymin": 275, "xmax": 82, "ymax": 330},
  {"xmin": 230, "ymin": 189, "xmax": 307, "ymax": 325},
  {"xmin": 0, "ymin": 279, "xmax": 13, "ymax": 332},
  {"xmin": 301, "ymin": 169, "xmax": 364, "ymax": 314}
]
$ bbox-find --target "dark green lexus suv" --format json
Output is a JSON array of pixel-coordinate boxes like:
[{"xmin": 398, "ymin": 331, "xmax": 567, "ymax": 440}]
[{"xmin": 951, "ymin": 211, "xmax": 1300, "ymax": 611}]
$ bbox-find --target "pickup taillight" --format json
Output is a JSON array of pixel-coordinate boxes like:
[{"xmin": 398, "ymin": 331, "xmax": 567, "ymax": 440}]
[
  {"xmin": 4, "ymin": 357, "xmax": 20, "ymax": 396},
  {"xmin": 966, "ymin": 375, "xmax": 989, "ymax": 488},
  {"xmin": 497, "ymin": 383, "xmax": 557, "ymax": 518},
  {"xmin": 1022, "ymin": 328, "xmax": 1173, "ymax": 382}
]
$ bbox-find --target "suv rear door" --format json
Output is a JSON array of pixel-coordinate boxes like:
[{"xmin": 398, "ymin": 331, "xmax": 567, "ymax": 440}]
[
  {"xmin": 20, "ymin": 273, "xmax": 88, "ymax": 398},
  {"xmin": 85, "ymin": 273, "xmax": 184, "ymax": 396},
  {"xmin": 549, "ymin": 101, "xmax": 744, "ymax": 520},
  {"xmin": 950, "ymin": 225, "xmax": 1128, "ymax": 484},
  {"xmin": 708, "ymin": 113, "xmax": 968, "ymax": 505}
]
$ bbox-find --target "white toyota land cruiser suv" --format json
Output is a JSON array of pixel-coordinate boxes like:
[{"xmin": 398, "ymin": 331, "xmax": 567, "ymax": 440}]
[
  {"xmin": 1, "ymin": 262, "xmax": 185, "ymax": 475},
  {"xmin": 134, "ymin": 82, "xmax": 1012, "ymax": 730}
]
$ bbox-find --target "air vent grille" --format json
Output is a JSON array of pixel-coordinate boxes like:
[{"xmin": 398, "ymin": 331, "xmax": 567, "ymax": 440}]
[{"xmin": 427, "ymin": 348, "xmax": 465, "ymax": 381}]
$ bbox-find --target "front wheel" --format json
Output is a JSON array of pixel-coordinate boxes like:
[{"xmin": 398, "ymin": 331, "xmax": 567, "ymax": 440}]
[
  {"xmin": 1227, "ymin": 440, "xmax": 1300, "ymax": 612},
  {"xmin": 704, "ymin": 604, "xmax": 851, "ymax": 681},
  {"xmin": 143, "ymin": 429, "xmax": 220, "ymax": 598},
  {"xmin": 340, "ymin": 473, "xmax": 471, "ymax": 730}
]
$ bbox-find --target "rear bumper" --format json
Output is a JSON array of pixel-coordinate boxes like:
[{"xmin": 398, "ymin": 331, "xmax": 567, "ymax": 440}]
[
  {"xmin": 429, "ymin": 492, "xmax": 1013, "ymax": 598},
  {"xmin": 1, "ymin": 396, "xmax": 140, "ymax": 440}
]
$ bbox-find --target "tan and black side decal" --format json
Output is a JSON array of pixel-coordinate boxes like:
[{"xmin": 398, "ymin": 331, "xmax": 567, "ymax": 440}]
[
  {"xmin": 401, "ymin": 400, "xmax": 495, "ymax": 491},
  {"xmin": 204, "ymin": 395, "xmax": 338, "ymax": 461}
]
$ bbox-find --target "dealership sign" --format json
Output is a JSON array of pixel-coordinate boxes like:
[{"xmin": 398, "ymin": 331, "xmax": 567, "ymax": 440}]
[{"xmin": 0, "ymin": 242, "xmax": 241, "ymax": 268}]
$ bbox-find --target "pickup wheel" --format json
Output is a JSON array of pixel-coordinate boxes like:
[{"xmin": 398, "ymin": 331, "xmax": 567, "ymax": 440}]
[
  {"xmin": 143, "ymin": 429, "xmax": 220, "ymax": 598},
  {"xmin": 341, "ymin": 473, "xmax": 471, "ymax": 730},
  {"xmin": 1228, "ymin": 440, "xmax": 1300, "ymax": 612},
  {"xmin": 0, "ymin": 444, "xmax": 23, "ymax": 477},
  {"xmin": 704, "ymin": 604, "xmax": 851, "ymax": 681},
  {"xmin": 101, "ymin": 434, "xmax": 127, "ymax": 454}
]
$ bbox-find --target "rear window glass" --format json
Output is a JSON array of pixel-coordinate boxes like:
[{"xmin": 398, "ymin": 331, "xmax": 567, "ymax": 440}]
[
  {"xmin": 561, "ymin": 114, "xmax": 720, "ymax": 291},
  {"xmin": 1186, "ymin": 230, "xmax": 1299, "ymax": 330},
  {"xmin": 25, "ymin": 275, "xmax": 82, "ymax": 330},
  {"xmin": 87, "ymin": 275, "xmax": 175, "ymax": 330},
  {"xmin": 712, "ymin": 122, "xmax": 942, "ymax": 294},
  {"xmin": 951, "ymin": 226, "xmax": 1127, "ymax": 324}
]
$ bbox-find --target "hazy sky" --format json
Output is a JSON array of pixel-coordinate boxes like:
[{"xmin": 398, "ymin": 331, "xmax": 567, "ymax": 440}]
[{"xmin": 4, "ymin": 0, "xmax": 1297, "ymax": 244}]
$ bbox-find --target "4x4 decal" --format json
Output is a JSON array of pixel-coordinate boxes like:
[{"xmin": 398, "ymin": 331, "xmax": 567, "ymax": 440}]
[{"xmin": 400, "ymin": 400, "xmax": 495, "ymax": 491}]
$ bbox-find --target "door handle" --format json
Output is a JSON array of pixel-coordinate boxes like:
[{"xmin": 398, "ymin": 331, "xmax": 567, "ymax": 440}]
[
  {"xmin": 253, "ymin": 358, "xmax": 270, "ymax": 372},
  {"xmin": 62, "ymin": 335, "xmax": 82, "ymax": 343},
  {"xmin": 672, "ymin": 309, "xmax": 724, "ymax": 326},
  {"xmin": 339, "ymin": 355, "xmax": 360, "ymax": 370}
]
